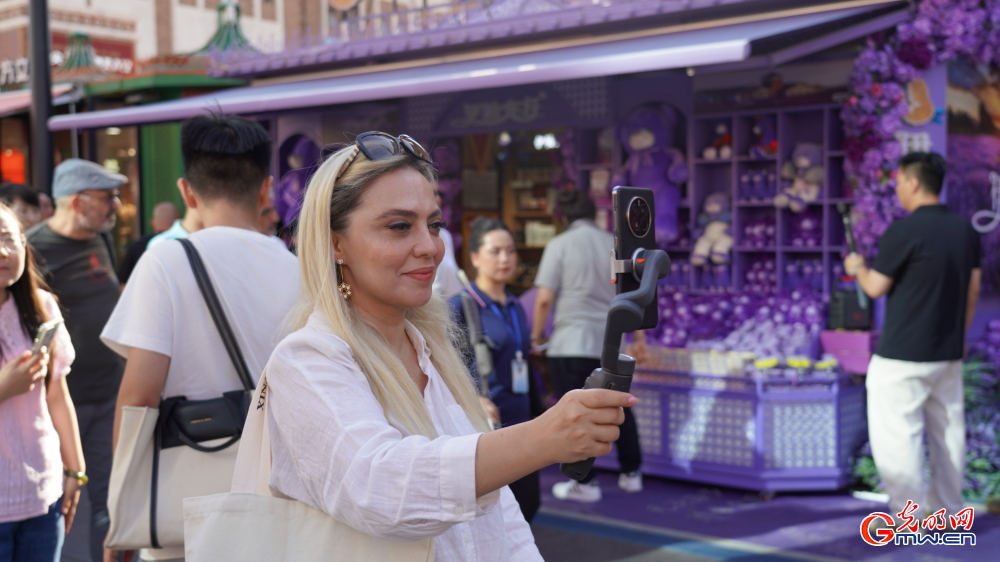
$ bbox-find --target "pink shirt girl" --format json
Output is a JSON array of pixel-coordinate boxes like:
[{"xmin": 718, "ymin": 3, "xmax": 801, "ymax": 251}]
[{"xmin": 0, "ymin": 290, "xmax": 75, "ymax": 523}]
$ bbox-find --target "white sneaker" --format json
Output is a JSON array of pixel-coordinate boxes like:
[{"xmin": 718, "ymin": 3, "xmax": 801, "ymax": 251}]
[
  {"xmin": 552, "ymin": 479, "xmax": 602, "ymax": 502},
  {"xmin": 618, "ymin": 471, "xmax": 643, "ymax": 493}
]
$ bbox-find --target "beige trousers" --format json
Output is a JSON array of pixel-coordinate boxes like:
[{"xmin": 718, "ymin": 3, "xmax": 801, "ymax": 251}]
[{"xmin": 866, "ymin": 355, "xmax": 965, "ymax": 515}]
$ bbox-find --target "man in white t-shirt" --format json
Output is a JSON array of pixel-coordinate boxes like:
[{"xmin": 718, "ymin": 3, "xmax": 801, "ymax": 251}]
[{"xmin": 101, "ymin": 115, "xmax": 299, "ymax": 562}]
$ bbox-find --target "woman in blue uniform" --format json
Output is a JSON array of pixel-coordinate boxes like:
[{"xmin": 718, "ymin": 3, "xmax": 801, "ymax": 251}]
[{"xmin": 449, "ymin": 217, "xmax": 540, "ymax": 522}]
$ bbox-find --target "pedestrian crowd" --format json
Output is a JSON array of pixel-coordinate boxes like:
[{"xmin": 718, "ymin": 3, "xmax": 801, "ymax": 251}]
[{"xmin": 0, "ymin": 116, "xmax": 637, "ymax": 562}]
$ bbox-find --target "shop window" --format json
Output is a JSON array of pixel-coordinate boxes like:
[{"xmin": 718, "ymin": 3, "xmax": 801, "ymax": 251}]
[
  {"xmin": 0, "ymin": 116, "xmax": 29, "ymax": 185},
  {"xmin": 0, "ymin": 147, "xmax": 25, "ymax": 184},
  {"xmin": 95, "ymin": 126, "xmax": 141, "ymax": 257},
  {"xmin": 494, "ymin": 128, "xmax": 568, "ymax": 294}
]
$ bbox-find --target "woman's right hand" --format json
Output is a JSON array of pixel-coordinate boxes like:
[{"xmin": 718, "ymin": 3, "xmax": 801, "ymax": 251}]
[
  {"xmin": 534, "ymin": 389, "xmax": 636, "ymax": 464},
  {"xmin": 0, "ymin": 349, "xmax": 49, "ymax": 404}
]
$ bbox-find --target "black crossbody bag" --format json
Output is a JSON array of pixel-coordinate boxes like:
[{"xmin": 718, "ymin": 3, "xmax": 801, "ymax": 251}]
[{"xmin": 148, "ymin": 238, "xmax": 256, "ymax": 548}]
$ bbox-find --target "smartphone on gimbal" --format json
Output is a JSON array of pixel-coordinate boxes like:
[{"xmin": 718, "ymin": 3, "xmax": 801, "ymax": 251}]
[{"xmin": 612, "ymin": 186, "xmax": 658, "ymax": 329}]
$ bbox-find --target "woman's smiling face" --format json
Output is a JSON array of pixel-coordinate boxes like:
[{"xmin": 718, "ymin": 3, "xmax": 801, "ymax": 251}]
[{"xmin": 333, "ymin": 167, "xmax": 445, "ymax": 313}]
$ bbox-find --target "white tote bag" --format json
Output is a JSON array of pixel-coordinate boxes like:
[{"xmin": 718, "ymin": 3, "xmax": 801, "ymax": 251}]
[
  {"xmin": 183, "ymin": 372, "xmax": 435, "ymax": 561},
  {"xmin": 106, "ymin": 407, "xmax": 239, "ymax": 549},
  {"xmin": 106, "ymin": 239, "xmax": 255, "ymax": 550}
]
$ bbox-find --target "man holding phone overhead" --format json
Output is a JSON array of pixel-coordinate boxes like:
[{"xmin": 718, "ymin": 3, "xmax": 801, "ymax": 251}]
[{"xmin": 531, "ymin": 190, "xmax": 644, "ymax": 503}]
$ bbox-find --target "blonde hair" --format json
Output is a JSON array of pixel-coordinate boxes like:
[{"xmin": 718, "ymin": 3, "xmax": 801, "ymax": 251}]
[{"xmin": 292, "ymin": 145, "xmax": 490, "ymax": 437}]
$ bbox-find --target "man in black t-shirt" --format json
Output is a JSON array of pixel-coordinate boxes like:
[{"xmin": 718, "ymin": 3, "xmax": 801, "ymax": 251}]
[
  {"xmin": 27, "ymin": 158, "xmax": 127, "ymax": 562},
  {"xmin": 844, "ymin": 152, "xmax": 981, "ymax": 522}
]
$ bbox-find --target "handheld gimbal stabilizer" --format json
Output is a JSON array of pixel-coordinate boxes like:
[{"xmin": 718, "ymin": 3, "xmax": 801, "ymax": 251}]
[
  {"xmin": 559, "ymin": 247, "xmax": 671, "ymax": 481},
  {"xmin": 836, "ymin": 202, "xmax": 868, "ymax": 310}
]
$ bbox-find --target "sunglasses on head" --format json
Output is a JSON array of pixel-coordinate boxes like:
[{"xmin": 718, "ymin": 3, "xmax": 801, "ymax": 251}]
[{"xmin": 336, "ymin": 132, "xmax": 433, "ymax": 180}]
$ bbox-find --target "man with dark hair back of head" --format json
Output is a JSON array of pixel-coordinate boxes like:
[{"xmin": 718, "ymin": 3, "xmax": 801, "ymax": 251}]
[
  {"xmin": 556, "ymin": 190, "xmax": 596, "ymax": 224},
  {"xmin": 531, "ymin": 190, "xmax": 644, "ymax": 502},
  {"xmin": 117, "ymin": 201, "xmax": 182, "ymax": 287},
  {"xmin": 179, "ymin": 113, "xmax": 273, "ymax": 210},
  {"xmin": 844, "ymin": 150, "xmax": 981, "ymax": 525},
  {"xmin": 897, "ymin": 151, "xmax": 946, "ymax": 196},
  {"xmin": 101, "ymin": 114, "xmax": 299, "ymax": 561}
]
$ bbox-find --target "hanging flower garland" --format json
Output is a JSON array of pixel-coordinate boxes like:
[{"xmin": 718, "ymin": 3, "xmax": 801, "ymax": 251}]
[{"xmin": 841, "ymin": 0, "xmax": 1000, "ymax": 257}]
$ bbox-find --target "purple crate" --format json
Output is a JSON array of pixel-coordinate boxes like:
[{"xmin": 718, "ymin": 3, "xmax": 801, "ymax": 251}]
[
  {"xmin": 819, "ymin": 330, "xmax": 879, "ymax": 375},
  {"xmin": 593, "ymin": 370, "xmax": 867, "ymax": 493}
]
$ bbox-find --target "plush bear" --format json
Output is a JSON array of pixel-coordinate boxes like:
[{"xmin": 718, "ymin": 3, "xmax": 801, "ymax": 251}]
[
  {"xmin": 776, "ymin": 143, "xmax": 823, "ymax": 213},
  {"xmin": 749, "ymin": 115, "xmax": 778, "ymax": 159},
  {"xmin": 751, "ymin": 170, "xmax": 769, "ymax": 201},
  {"xmin": 786, "ymin": 262, "xmax": 802, "ymax": 290},
  {"xmin": 691, "ymin": 192, "xmax": 733, "ymax": 266},
  {"xmin": 702, "ymin": 121, "xmax": 732, "ymax": 160},
  {"xmin": 612, "ymin": 105, "xmax": 688, "ymax": 244},
  {"xmin": 738, "ymin": 172, "xmax": 752, "ymax": 201},
  {"xmin": 790, "ymin": 210, "xmax": 822, "ymax": 247},
  {"xmin": 742, "ymin": 216, "xmax": 775, "ymax": 248},
  {"xmin": 667, "ymin": 261, "xmax": 683, "ymax": 286},
  {"xmin": 811, "ymin": 260, "xmax": 824, "ymax": 292}
]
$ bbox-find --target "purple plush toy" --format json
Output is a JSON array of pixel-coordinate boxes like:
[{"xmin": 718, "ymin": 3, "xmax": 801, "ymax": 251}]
[
  {"xmin": 777, "ymin": 143, "xmax": 823, "ymax": 213},
  {"xmin": 739, "ymin": 172, "xmax": 752, "ymax": 202},
  {"xmin": 790, "ymin": 211, "xmax": 822, "ymax": 247},
  {"xmin": 749, "ymin": 115, "xmax": 777, "ymax": 159},
  {"xmin": 691, "ymin": 192, "xmax": 733, "ymax": 266},
  {"xmin": 612, "ymin": 105, "xmax": 688, "ymax": 245},
  {"xmin": 750, "ymin": 170, "xmax": 768, "ymax": 201}
]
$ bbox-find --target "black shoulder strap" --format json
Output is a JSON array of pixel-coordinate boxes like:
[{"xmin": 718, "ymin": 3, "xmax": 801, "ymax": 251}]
[{"xmin": 178, "ymin": 238, "xmax": 254, "ymax": 391}]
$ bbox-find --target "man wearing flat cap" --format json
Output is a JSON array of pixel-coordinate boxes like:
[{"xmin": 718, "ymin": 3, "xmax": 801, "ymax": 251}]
[{"xmin": 27, "ymin": 158, "xmax": 126, "ymax": 562}]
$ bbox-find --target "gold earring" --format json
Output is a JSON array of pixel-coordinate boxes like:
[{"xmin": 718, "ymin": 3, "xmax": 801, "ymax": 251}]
[{"xmin": 337, "ymin": 259, "xmax": 352, "ymax": 300}]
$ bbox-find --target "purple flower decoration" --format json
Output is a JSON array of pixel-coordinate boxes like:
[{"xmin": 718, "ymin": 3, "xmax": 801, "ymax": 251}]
[
  {"xmin": 895, "ymin": 37, "xmax": 934, "ymax": 69},
  {"xmin": 840, "ymin": 0, "xmax": 1000, "ymax": 259}
]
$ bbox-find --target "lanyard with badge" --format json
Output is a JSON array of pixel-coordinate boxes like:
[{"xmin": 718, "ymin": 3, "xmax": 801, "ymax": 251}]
[{"xmin": 487, "ymin": 301, "xmax": 529, "ymax": 395}]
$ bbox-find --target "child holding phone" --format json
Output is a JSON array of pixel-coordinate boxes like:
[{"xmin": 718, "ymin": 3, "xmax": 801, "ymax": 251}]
[{"xmin": 0, "ymin": 202, "xmax": 81, "ymax": 560}]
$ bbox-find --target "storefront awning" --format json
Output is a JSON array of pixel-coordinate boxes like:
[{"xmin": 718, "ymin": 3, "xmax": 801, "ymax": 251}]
[
  {"xmin": 0, "ymin": 84, "xmax": 75, "ymax": 119},
  {"xmin": 49, "ymin": 4, "xmax": 906, "ymax": 131}
]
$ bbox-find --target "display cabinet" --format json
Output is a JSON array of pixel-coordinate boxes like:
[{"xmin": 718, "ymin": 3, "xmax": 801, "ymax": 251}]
[{"xmin": 681, "ymin": 104, "xmax": 849, "ymax": 296}]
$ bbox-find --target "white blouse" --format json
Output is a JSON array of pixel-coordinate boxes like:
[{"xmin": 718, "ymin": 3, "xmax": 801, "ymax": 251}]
[{"xmin": 265, "ymin": 311, "xmax": 541, "ymax": 562}]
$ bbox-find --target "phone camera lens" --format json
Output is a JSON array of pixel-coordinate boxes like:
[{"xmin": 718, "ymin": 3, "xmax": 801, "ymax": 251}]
[{"xmin": 627, "ymin": 197, "xmax": 651, "ymax": 238}]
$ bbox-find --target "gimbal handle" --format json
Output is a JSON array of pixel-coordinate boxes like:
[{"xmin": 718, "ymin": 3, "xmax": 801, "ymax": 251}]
[{"xmin": 560, "ymin": 249, "xmax": 670, "ymax": 481}]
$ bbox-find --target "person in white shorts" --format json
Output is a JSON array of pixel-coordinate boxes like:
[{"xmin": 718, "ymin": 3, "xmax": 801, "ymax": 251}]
[{"xmin": 845, "ymin": 151, "xmax": 981, "ymax": 523}]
